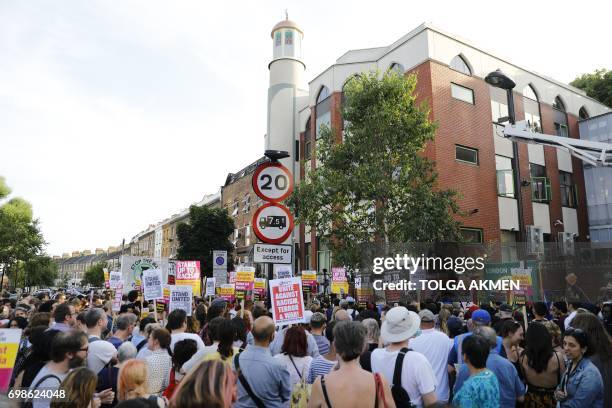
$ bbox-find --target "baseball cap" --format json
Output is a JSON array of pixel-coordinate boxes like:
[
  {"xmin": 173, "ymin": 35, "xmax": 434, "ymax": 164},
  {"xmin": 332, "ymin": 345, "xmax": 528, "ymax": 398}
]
[
  {"xmin": 381, "ymin": 306, "xmax": 420, "ymax": 343},
  {"xmin": 447, "ymin": 316, "xmax": 463, "ymax": 332},
  {"xmin": 310, "ymin": 312, "xmax": 327, "ymax": 324},
  {"xmin": 418, "ymin": 309, "xmax": 435, "ymax": 323},
  {"xmin": 472, "ymin": 309, "xmax": 491, "ymax": 325}
]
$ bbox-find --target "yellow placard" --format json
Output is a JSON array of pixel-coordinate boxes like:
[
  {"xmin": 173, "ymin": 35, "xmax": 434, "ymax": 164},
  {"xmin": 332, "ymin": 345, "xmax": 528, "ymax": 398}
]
[{"xmin": 331, "ymin": 282, "xmax": 349, "ymax": 294}]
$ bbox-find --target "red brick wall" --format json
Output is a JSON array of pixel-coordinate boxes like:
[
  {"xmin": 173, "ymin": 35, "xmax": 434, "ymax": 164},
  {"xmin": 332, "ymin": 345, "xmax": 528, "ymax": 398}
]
[{"xmin": 567, "ymin": 114, "xmax": 589, "ymax": 240}]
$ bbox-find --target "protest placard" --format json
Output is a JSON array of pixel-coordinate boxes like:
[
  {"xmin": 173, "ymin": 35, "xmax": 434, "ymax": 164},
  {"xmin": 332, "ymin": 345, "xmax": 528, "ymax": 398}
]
[
  {"xmin": 229, "ymin": 272, "xmax": 237, "ymax": 285},
  {"xmin": 269, "ymin": 277, "xmax": 305, "ymax": 326},
  {"xmin": 218, "ymin": 284, "xmax": 235, "ymax": 302},
  {"xmin": 169, "ymin": 285, "xmax": 193, "ymax": 316},
  {"xmin": 235, "ymin": 271, "xmax": 255, "ymax": 292},
  {"xmin": 274, "ymin": 264, "xmax": 293, "ymax": 279},
  {"xmin": 112, "ymin": 285, "xmax": 123, "ymax": 312},
  {"xmin": 104, "ymin": 269, "xmax": 110, "ymax": 289},
  {"xmin": 109, "ymin": 271, "xmax": 123, "ymax": 289},
  {"xmin": 205, "ymin": 278, "xmax": 216, "ymax": 297},
  {"xmin": 331, "ymin": 267, "xmax": 349, "ymax": 294},
  {"xmin": 301, "ymin": 271, "xmax": 317, "ymax": 293},
  {"xmin": 143, "ymin": 268, "xmax": 163, "ymax": 301},
  {"xmin": 176, "ymin": 261, "xmax": 201, "ymax": 296},
  {"xmin": 162, "ymin": 285, "xmax": 170, "ymax": 304},
  {"xmin": 0, "ymin": 329, "xmax": 22, "ymax": 392},
  {"xmin": 253, "ymin": 278, "xmax": 267, "ymax": 300}
]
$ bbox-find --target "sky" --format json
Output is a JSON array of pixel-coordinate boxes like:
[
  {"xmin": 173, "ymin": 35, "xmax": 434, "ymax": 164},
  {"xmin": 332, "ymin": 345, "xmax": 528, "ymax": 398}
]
[{"xmin": 1, "ymin": 0, "xmax": 610, "ymax": 256}]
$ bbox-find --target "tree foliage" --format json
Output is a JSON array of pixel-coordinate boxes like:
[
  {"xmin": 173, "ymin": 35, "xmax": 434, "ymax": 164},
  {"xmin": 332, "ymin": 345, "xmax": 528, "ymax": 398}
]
[
  {"xmin": 24, "ymin": 255, "xmax": 58, "ymax": 288},
  {"xmin": 177, "ymin": 205, "xmax": 235, "ymax": 277},
  {"xmin": 82, "ymin": 262, "xmax": 106, "ymax": 287},
  {"xmin": 570, "ymin": 69, "xmax": 612, "ymax": 108},
  {"xmin": 288, "ymin": 71, "xmax": 461, "ymax": 269}
]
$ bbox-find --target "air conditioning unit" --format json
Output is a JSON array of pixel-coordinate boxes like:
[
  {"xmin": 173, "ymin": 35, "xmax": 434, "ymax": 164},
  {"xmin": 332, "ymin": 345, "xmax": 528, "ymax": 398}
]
[
  {"xmin": 558, "ymin": 231, "xmax": 575, "ymax": 256},
  {"xmin": 526, "ymin": 225, "xmax": 544, "ymax": 255}
]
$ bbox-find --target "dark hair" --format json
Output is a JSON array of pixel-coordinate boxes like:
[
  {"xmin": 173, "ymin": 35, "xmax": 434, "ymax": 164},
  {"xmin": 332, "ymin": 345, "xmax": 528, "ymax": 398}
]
[
  {"xmin": 570, "ymin": 314, "xmax": 610, "ymax": 359},
  {"xmin": 216, "ymin": 319, "xmax": 236, "ymax": 360},
  {"xmin": 231, "ymin": 317, "xmax": 247, "ymax": 345},
  {"xmin": 195, "ymin": 304, "xmax": 207, "ymax": 327},
  {"xmin": 76, "ymin": 311, "xmax": 87, "ymax": 325},
  {"xmin": 115, "ymin": 398, "xmax": 159, "ymax": 408},
  {"xmin": 500, "ymin": 320, "xmax": 522, "ymax": 338},
  {"xmin": 553, "ymin": 301, "xmax": 567, "ymax": 314},
  {"xmin": 282, "ymin": 326, "xmax": 308, "ymax": 357},
  {"xmin": 569, "ymin": 301, "xmax": 581, "ymax": 310},
  {"xmin": 333, "ymin": 321, "xmax": 365, "ymax": 361},
  {"xmin": 29, "ymin": 326, "xmax": 57, "ymax": 362},
  {"xmin": 207, "ymin": 317, "xmax": 225, "ymax": 343},
  {"xmin": 533, "ymin": 302, "xmax": 548, "ymax": 317},
  {"xmin": 207, "ymin": 304, "xmax": 225, "ymax": 322},
  {"xmin": 50, "ymin": 331, "xmax": 87, "ymax": 363},
  {"xmin": 166, "ymin": 310, "xmax": 187, "ymax": 332},
  {"xmin": 127, "ymin": 290, "xmax": 139, "ymax": 303},
  {"xmin": 462, "ymin": 335, "xmax": 489, "ymax": 368},
  {"xmin": 172, "ymin": 339, "xmax": 198, "ymax": 372},
  {"xmin": 53, "ymin": 303, "xmax": 73, "ymax": 323},
  {"xmin": 151, "ymin": 328, "xmax": 171, "ymax": 349},
  {"xmin": 139, "ymin": 316, "xmax": 156, "ymax": 332},
  {"xmin": 252, "ymin": 306, "xmax": 267, "ymax": 319},
  {"xmin": 10, "ymin": 316, "xmax": 28, "ymax": 329},
  {"xmin": 38, "ymin": 300, "xmax": 56, "ymax": 313},
  {"xmin": 564, "ymin": 328, "xmax": 589, "ymax": 348},
  {"xmin": 522, "ymin": 322, "xmax": 553, "ymax": 373},
  {"xmin": 325, "ymin": 321, "xmax": 336, "ymax": 342}
]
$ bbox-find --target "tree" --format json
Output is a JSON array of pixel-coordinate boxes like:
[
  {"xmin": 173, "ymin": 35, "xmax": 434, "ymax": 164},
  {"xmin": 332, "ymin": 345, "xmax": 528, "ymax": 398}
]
[
  {"xmin": 23, "ymin": 255, "xmax": 58, "ymax": 288},
  {"xmin": 288, "ymin": 71, "xmax": 461, "ymax": 269},
  {"xmin": 177, "ymin": 205, "xmax": 235, "ymax": 277},
  {"xmin": 571, "ymin": 69, "xmax": 612, "ymax": 108},
  {"xmin": 82, "ymin": 262, "xmax": 106, "ymax": 287}
]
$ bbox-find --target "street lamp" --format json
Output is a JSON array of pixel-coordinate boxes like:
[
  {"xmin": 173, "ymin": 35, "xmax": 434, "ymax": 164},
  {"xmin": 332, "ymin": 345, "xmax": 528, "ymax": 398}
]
[{"xmin": 485, "ymin": 69, "xmax": 525, "ymax": 243}]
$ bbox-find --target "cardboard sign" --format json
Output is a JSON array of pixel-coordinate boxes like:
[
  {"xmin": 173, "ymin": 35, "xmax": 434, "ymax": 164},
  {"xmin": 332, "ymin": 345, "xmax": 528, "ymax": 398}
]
[
  {"xmin": 169, "ymin": 285, "xmax": 193, "ymax": 316},
  {"xmin": 254, "ymin": 278, "xmax": 267, "ymax": 299},
  {"xmin": 270, "ymin": 277, "xmax": 305, "ymax": 326},
  {"xmin": 331, "ymin": 267, "xmax": 349, "ymax": 294},
  {"xmin": 112, "ymin": 285, "xmax": 124, "ymax": 312},
  {"xmin": 213, "ymin": 270, "xmax": 228, "ymax": 286},
  {"xmin": 142, "ymin": 268, "xmax": 163, "ymax": 301},
  {"xmin": 235, "ymin": 271, "xmax": 255, "ymax": 292},
  {"xmin": 229, "ymin": 272, "xmax": 237, "ymax": 285},
  {"xmin": 274, "ymin": 264, "xmax": 293, "ymax": 279},
  {"xmin": 176, "ymin": 261, "xmax": 201, "ymax": 296},
  {"xmin": 0, "ymin": 329, "xmax": 22, "ymax": 392},
  {"xmin": 109, "ymin": 271, "xmax": 123, "ymax": 289},
  {"xmin": 205, "ymin": 278, "xmax": 216, "ymax": 297},
  {"xmin": 218, "ymin": 284, "xmax": 235, "ymax": 302}
]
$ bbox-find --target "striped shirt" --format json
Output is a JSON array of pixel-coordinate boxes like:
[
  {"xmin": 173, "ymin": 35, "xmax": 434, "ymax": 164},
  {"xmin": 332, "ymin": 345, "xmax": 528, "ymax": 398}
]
[
  {"xmin": 312, "ymin": 334, "xmax": 330, "ymax": 355},
  {"xmin": 307, "ymin": 355, "xmax": 337, "ymax": 384}
]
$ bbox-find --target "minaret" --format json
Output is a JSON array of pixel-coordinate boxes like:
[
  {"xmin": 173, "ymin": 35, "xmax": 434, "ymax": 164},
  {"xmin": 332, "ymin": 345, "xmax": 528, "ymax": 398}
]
[{"xmin": 266, "ymin": 12, "xmax": 305, "ymax": 170}]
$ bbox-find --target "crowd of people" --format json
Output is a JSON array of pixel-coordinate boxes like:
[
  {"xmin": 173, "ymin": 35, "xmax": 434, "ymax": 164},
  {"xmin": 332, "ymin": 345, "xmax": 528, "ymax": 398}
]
[{"xmin": 1, "ymin": 288, "xmax": 611, "ymax": 407}]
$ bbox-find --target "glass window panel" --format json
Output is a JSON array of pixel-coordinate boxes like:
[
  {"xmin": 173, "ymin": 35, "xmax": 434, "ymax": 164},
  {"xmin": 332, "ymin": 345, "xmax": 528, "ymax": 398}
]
[
  {"xmin": 496, "ymin": 155, "xmax": 514, "ymax": 197},
  {"xmin": 460, "ymin": 228, "xmax": 483, "ymax": 243},
  {"xmin": 450, "ymin": 56, "xmax": 471, "ymax": 75},
  {"xmin": 285, "ymin": 30, "xmax": 293, "ymax": 45},
  {"xmin": 451, "ymin": 83, "xmax": 474, "ymax": 104},
  {"xmin": 523, "ymin": 85, "xmax": 538, "ymax": 101},
  {"xmin": 455, "ymin": 145, "xmax": 478, "ymax": 164}
]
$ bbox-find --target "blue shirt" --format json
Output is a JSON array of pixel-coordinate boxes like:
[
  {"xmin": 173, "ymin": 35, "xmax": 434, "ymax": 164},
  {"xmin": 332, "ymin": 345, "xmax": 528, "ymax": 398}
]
[
  {"xmin": 454, "ymin": 351, "xmax": 525, "ymax": 408},
  {"xmin": 106, "ymin": 336, "xmax": 123, "ymax": 350},
  {"xmin": 312, "ymin": 334, "xmax": 330, "ymax": 355},
  {"xmin": 307, "ymin": 355, "xmax": 337, "ymax": 384},
  {"xmin": 270, "ymin": 326, "xmax": 320, "ymax": 357},
  {"xmin": 447, "ymin": 332, "xmax": 502, "ymax": 366},
  {"xmin": 233, "ymin": 345, "xmax": 291, "ymax": 408},
  {"xmin": 453, "ymin": 369, "xmax": 499, "ymax": 408},
  {"xmin": 558, "ymin": 357, "xmax": 604, "ymax": 408}
]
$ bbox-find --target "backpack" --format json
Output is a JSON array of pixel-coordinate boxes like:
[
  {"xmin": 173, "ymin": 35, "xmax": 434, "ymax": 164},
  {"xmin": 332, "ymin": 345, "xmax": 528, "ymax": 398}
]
[
  {"xmin": 22, "ymin": 374, "xmax": 61, "ymax": 408},
  {"xmin": 136, "ymin": 338, "xmax": 148, "ymax": 352},
  {"xmin": 288, "ymin": 355, "xmax": 311, "ymax": 408},
  {"xmin": 390, "ymin": 348, "xmax": 415, "ymax": 408}
]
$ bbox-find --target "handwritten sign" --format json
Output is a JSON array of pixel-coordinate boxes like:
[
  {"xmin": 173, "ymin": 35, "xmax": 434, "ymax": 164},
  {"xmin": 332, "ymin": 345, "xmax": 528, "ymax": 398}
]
[
  {"xmin": 169, "ymin": 285, "xmax": 193, "ymax": 316},
  {"xmin": 270, "ymin": 277, "xmax": 305, "ymax": 326}
]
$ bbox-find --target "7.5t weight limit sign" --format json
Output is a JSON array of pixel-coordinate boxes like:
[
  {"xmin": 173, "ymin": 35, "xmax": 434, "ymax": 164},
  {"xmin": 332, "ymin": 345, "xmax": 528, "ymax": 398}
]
[{"xmin": 252, "ymin": 162, "xmax": 294, "ymax": 202}]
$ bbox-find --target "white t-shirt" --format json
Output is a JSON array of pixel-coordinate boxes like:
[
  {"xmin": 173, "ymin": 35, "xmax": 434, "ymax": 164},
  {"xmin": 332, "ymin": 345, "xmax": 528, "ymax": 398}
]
[
  {"xmin": 274, "ymin": 354, "xmax": 313, "ymax": 387},
  {"xmin": 180, "ymin": 342, "xmax": 219, "ymax": 374},
  {"xmin": 409, "ymin": 329, "xmax": 453, "ymax": 402},
  {"xmin": 87, "ymin": 336, "xmax": 118, "ymax": 374},
  {"xmin": 371, "ymin": 348, "xmax": 437, "ymax": 408},
  {"xmin": 170, "ymin": 332, "xmax": 205, "ymax": 352}
]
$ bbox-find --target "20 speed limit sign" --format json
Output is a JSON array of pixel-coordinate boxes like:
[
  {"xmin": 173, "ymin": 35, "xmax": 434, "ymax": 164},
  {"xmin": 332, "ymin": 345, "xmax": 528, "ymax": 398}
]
[
  {"xmin": 252, "ymin": 162, "xmax": 294, "ymax": 202},
  {"xmin": 252, "ymin": 202, "xmax": 294, "ymax": 244}
]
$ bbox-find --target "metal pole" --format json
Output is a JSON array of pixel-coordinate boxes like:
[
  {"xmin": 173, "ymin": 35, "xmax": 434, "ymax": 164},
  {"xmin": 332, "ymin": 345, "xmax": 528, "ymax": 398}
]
[{"xmin": 507, "ymin": 89, "xmax": 525, "ymax": 243}]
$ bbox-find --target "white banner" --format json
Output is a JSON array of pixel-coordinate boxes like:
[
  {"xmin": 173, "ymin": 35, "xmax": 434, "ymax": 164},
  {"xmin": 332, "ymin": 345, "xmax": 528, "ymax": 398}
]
[
  {"xmin": 205, "ymin": 278, "xmax": 216, "ymax": 297},
  {"xmin": 254, "ymin": 244, "xmax": 292, "ymax": 264},
  {"xmin": 169, "ymin": 285, "xmax": 193, "ymax": 316},
  {"xmin": 269, "ymin": 277, "xmax": 305, "ymax": 326},
  {"xmin": 142, "ymin": 269, "xmax": 163, "ymax": 301},
  {"xmin": 120, "ymin": 256, "xmax": 175, "ymax": 291},
  {"xmin": 109, "ymin": 271, "xmax": 123, "ymax": 289},
  {"xmin": 274, "ymin": 264, "xmax": 293, "ymax": 279}
]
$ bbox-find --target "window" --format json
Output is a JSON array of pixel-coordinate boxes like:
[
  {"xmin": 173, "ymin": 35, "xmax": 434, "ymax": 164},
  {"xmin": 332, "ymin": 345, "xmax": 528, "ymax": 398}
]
[
  {"xmin": 553, "ymin": 96, "xmax": 566, "ymax": 112},
  {"xmin": 560, "ymin": 171, "xmax": 578, "ymax": 208},
  {"xmin": 304, "ymin": 242, "xmax": 311, "ymax": 270},
  {"xmin": 523, "ymin": 85, "xmax": 538, "ymax": 101},
  {"xmin": 451, "ymin": 83, "xmax": 474, "ymax": 104},
  {"xmin": 242, "ymin": 194, "xmax": 250, "ymax": 213},
  {"xmin": 523, "ymin": 85, "xmax": 542, "ymax": 133},
  {"xmin": 316, "ymin": 86, "xmax": 330, "ymax": 103},
  {"xmin": 490, "ymin": 86, "xmax": 508, "ymax": 123},
  {"xmin": 530, "ymin": 164, "xmax": 551, "ymax": 203},
  {"xmin": 275, "ymin": 31, "xmax": 281, "ymax": 46},
  {"xmin": 496, "ymin": 155, "xmax": 515, "ymax": 198},
  {"xmin": 455, "ymin": 145, "xmax": 478, "ymax": 165},
  {"xmin": 389, "ymin": 62, "xmax": 404, "ymax": 74},
  {"xmin": 579, "ymin": 107, "xmax": 589, "ymax": 120},
  {"xmin": 231, "ymin": 200, "xmax": 239, "ymax": 217},
  {"xmin": 555, "ymin": 123, "xmax": 568, "ymax": 137},
  {"xmin": 316, "ymin": 86, "xmax": 331, "ymax": 139},
  {"xmin": 450, "ymin": 55, "xmax": 471, "ymax": 75},
  {"xmin": 285, "ymin": 30, "xmax": 293, "ymax": 45},
  {"xmin": 553, "ymin": 96, "xmax": 569, "ymax": 137},
  {"xmin": 460, "ymin": 228, "xmax": 483, "ymax": 243},
  {"xmin": 305, "ymin": 140, "xmax": 312, "ymax": 160}
]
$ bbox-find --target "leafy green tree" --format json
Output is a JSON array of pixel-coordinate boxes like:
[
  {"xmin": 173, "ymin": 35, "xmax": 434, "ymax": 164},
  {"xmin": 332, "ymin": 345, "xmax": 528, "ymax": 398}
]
[
  {"xmin": 82, "ymin": 262, "xmax": 106, "ymax": 287},
  {"xmin": 288, "ymin": 71, "xmax": 461, "ymax": 269},
  {"xmin": 571, "ymin": 69, "xmax": 612, "ymax": 108},
  {"xmin": 24, "ymin": 255, "xmax": 58, "ymax": 288},
  {"xmin": 177, "ymin": 205, "xmax": 235, "ymax": 277}
]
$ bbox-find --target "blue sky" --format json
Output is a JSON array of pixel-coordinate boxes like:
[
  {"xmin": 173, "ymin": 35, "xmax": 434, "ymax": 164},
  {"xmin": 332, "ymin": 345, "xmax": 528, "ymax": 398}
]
[{"xmin": 1, "ymin": 0, "xmax": 610, "ymax": 255}]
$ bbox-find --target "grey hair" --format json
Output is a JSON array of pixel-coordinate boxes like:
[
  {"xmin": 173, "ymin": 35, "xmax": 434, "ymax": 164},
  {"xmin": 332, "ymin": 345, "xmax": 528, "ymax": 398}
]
[
  {"xmin": 361, "ymin": 318, "xmax": 380, "ymax": 343},
  {"xmin": 115, "ymin": 313, "xmax": 136, "ymax": 331},
  {"xmin": 144, "ymin": 322, "xmax": 162, "ymax": 337},
  {"xmin": 117, "ymin": 341, "xmax": 137, "ymax": 362},
  {"xmin": 333, "ymin": 320, "xmax": 366, "ymax": 361},
  {"xmin": 85, "ymin": 307, "xmax": 106, "ymax": 329},
  {"xmin": 473, "ymin": 326, "xmax": 497, "ymax": 349}
]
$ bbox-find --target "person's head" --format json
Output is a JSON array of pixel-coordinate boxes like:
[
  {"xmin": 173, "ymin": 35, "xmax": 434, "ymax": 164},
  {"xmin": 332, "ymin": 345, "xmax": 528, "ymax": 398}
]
[
  {"xmin": 251, "ymin": 316, "xmax": 275, "ymax": 346},
  {"xmin": 166, "ymin": 310, "xmax": 187, "ymax": 332},
  {"xmin": 53, "ymin": 303, "xmax": 75, "ymax": 326},
  {"xmin": 552, "ymin": 301, "xmax": 567, "ymax": 317},
  {"xmin": 282, "ymin": 326, "xmax": 308, "ymax": 357},
  {"xmin": 361, "ymin": 318, "xmax": 380, "ymax": 344},
  {"xmin": 115, "ymin": 313, "xmax": 137, "ymax": 335},
  {"xmin": 138, "ymin": 316, "xmax": 156, "ymax": 333},
  {"xmin": 325, "ymin": 321, "xmax": 336, "ymax": 347},
  {"xmin": 216, "ymin": 319, "xmax": 237, "ymax": 359},
  {"xmin": 169, "ymin": 359, "xmax": 236, "ymax": 408},
  {"xmin": 470, "ymin": 309, "xmax": 491, "ymax": 327},
  {"xmin": 571, "ymin": 312, "xmax": 612, "ymax": 360},
  {"xmin": 568, "ymin": 301, "xmax": 581, "ymax": 312},
  {"xmin": 9, "ymin": 316, "xmax": 27, "ymax": 329},
  {"xmin": 498, "ymin": 304, "xmax": 513, "ymax": 319},
  {"xmin": 333, "ymin": 320, "xmax": 366, "ymax": 362},
  {"xmin": 117, "ymin": 341, "xmax": 138, "ymax": 363},
  {"xmin": 118, "ymin": 359, "xmax": 149, "ymax": 401},
  {"xmin": 333, "ymin": 309, "xmax": 350, "ymax": 322},
  {"xmin": 542, "ymin": 320, "xmax": 562, "ymax": 349},
  {"xmin": 172, "ymin": 339, "xmax": 198, "ymax": 372},
  {"xmin": 53, "ymin": 367, "xmax": 98, "ymax": 408},
  {"xmin": 462, "ymin": 335, "xmax": 490, "ymax": 369},
  {"xmin": 231, "ymin": 317, "xmax": 247, "ymax": 344},
  {"xmin": 533, "ymin": 302, "xmax": 548, "ymax": 318},
  {"xmin": 472, "ymin": 326, "xmax": 497, "ymax": 350},
  {"xmin": 309, "ymin": 312, "xmax": 327, "ymax": 332},
  {"xmin": 500, "ymin": 320, "xmax": 524, "ymax": 345},
  {"xmin": 602, "ymin": 303, "xmax": 612, "ymax": 320},
  {"xmin": 75, "ymin": 311, "xmax": 87, "ymax": 332},
  {"xmin": 563, "ymin": 328, "xmax": 589, "ymax": 361},
  {"xmin": 14, "ymin": 306, "xmax": 28, "ymax": 319},
  {"xmin": 29, "ymin": 327, "xmax": 58, "ymax": 362},
  {"xmin": 252, "ymin": 305, "xmax": 267, "ymax": 320},
  {"xmin": 380, "ymin": 306, "xmax": 420, "ymax": 344},
  {"xmin": 447, "ymin": 316, "xmax": 465, "ymax": 338},
  {"xmin": 85, "ymin": 308, "xmax": 107, "ymax": 330},
  {"xmin": 523, "ymin": 322, "xmax": 553, "ymax": 373},
  {"xmin": 148, "ymin": 328, "xmax": 171, "ymax": 351},
  {"xmin": 418, "ymin": 309, "xmax": 435, "ymax": 329},
  {"xmin": 50, "ymin": 330, "xmax": 88, "ymax": 368},
  {"xmin": 207, "ymin": 303, "xmax": 226, "ymax": 322},
  {"xmin": 30, "ymin": 311, "xmax": 52, "ymax": 328}
]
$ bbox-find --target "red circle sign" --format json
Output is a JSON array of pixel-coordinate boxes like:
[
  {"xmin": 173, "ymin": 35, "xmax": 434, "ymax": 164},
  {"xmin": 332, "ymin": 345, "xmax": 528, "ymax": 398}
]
[
  {"xmin": 252, "ymin": 202, "xmax": 294, "ymax": 244},
  {"xmin": 252, "ymin": 162, "xmax": 294, "ymax": 202}
]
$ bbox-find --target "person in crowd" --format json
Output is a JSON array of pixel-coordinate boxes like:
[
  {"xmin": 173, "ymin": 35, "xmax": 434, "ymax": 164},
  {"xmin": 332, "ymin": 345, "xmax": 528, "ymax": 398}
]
[
  {"xmin": 201, "ymin": 302, "xmax": 226, "ymax": 346},
  {"xmin": 98, "ymin": 341, "xmax": 137, "ymax": 408},
  {"xmin": 437, "ymin": 306, "xmax": 451, "ymax": 335},
  {"xmin": 270, "ymin": 318, "xmax": 320, "ymax": 357},
  {"xmin": 448, "ymin": 309, "xmax": 502, "ymax": 371},
  {"xmin": 48, "ymin": 303, "xmax": 75, "ymax": 332},
  {"xmin": 533, "ymin": 302, "xmax": 549, "ymax": 322},
  {"xmin": 409, "ymin": 309, "xmax": 453, "ymax": 405},
  {"xmin": 28, "ymin": 330, "xmax": 90, "ymax": 408},
  {"xmin": 194, "ymin": 303, "xmax": 207, "ymax": 332},
  {"xmin": 564, "ymin": 301, "xmax": 581, "ymax": 330},
  {"xmin": 233, "ymin": 316, "xmax": 291, "ymax": 407},
  {"xmin": 185, "ymin": 315, "xmax": 199, "ymax": 334},
  {"xmin": 145, "ymin": 328, "xmax": 172, "ymax": 395},
  {"xmin": 203, "ymin": 318, "xmax": 239, "ymax": 364},
  {"xmin": 492, "ymin": 304, "xmax": 514, "ymax": 334},
  {"xmin": 163, "ymin": 339, "xmax": 198, "ymax": 399},
  {"xmin": 107, "ymin": 313, "xmax": 137, "ymax": 349},
  {"xmin": 542, "ymin": 320, "xmax": 563, "ymax": 354},
  {"xmin": 454, "ymin": 327, "xmax": 524, "ymax": 408},
  {"xmin": 499, "ymin": 320, "xmax": 523, "ymax": 367},
  {"xmin": 9, "ymin": 315, "xmax": 28, "ymax": 329},
  {"xmin": 131, "ymin": 316, "xmax": 155, "ymax": 351},
  {"xmin": 75, "ymin": 311, "xmax": 88, "ymax": 332},
  {"xmin": 310, "ymin": 312, "xmax": 329, "ymax": 355},
  {"xmin": 136, "ymin": 323, "xmax": 162, "ymax": 360},
  {"xmin": 446, "ymin": 316, "xmax": 465, "ymax": 339},
  {"xmin": 570, "ymin": 312, "xmax": 612, "ymax": 407},
  {"xmin": 309, "ymin": 320, "xmax": 394, "ymax": 408},
  {"xmin": 452, "ymin": 334, "xmax": 500, "ymax": 408},
  {"xmin": 370, "ymin": 306, "xmax": 438, "ymax": 407},
  {"xmin": 346, "ymin": 297, "xmax": 359, "ymax": 320},
  {"xmin": 117, "ymin": 359, "xmax": 165, "ymax": 407},
  {"xmin": 51, "ymin": 367, "xmax": 102, "ymax": 408},
  {"xmin": 30, "ymin": 311, "xmax": 52, "ymax": 328},
  {"xmin": 169, "ymin": 359, "xmax": 236, "ymax": 408},
  {"xmin": 361, "ymin": 318, "xmax": 380, "ymax": 352},
  {"xmin": 274, "ymin": 325, "xmax": 313, "ymax": 388},
  {"xmin": 231, "ymin": 316, "xmax": 248, "ymax": 350},
  {"xmin": 552, "ymin": 301, "xmax": 568, "ymax": 333},
  {"xmin": 520, "ymin": 322, "xmax": 565, "ymax": 406},
  {"xmin": 166, "ymin": 309, "xmax": 205, "ymax": 352},
  {"xmin": 181, "ymin": 317, "xmax": 224, "ymax": 373},
  {"xmin": 332, "ymin": 308, "xmax": 351, "ymax": 322},
  {"xmin": 308, "ymin": 321, "xmax": 337, "ymax": 383},
  {"xmin": 555, "ymin": 328, "xmax": 604, "ymax": 407},
  {"xmin": 15, "ymin": 327, "xmax": 57, "ymax": 388},
  {"xmin": 85, "ymin": 308, "xmax": 118, "ymax": 374}
]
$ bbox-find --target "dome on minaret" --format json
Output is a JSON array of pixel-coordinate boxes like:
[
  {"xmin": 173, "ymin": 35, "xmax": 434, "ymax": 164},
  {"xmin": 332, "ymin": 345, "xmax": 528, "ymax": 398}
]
[
  {"xmin": 270, "ymin": 18, "xmax": 303, "ymax": 38},
  {"xmin": 270, "ymin": 12, "xmax": 304, "ymax": 64}
]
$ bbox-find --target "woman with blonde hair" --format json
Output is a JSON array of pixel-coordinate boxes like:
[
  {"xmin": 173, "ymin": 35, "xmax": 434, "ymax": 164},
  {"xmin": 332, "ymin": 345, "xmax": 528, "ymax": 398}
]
[
  {"xmin": 51, "ymin": 367, "xmax": 100, "ymax": 408},
  {"xmin": 117, "ymin": 360, "xmax": 165, "ymax": 407},
  {"xmin": 437, "ymin": 307, "xmax": 451, "ymax": 336},
  {"xmin": 169, "ymin": 360, "xmax": 236, "ymax": 408}
]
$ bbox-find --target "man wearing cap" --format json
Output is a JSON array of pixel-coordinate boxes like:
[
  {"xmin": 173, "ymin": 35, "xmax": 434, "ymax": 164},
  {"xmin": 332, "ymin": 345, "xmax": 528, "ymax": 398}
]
[
  {"xmin": 447, "ymin": 309, "xmax": 503, "ymax": 372},
  {"xmin": 371, "ymin": 306, "xmax": 438, "ymax": 407},
  {"xmin": 409, "ymin": 309, "xmax": 453, "ymax": 405}
]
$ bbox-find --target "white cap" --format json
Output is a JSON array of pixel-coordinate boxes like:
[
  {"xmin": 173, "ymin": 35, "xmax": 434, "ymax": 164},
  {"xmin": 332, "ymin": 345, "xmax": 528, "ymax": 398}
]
[{"xmin": 380, "ymin": 307, "xmax": 420, "ymax": 343}]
